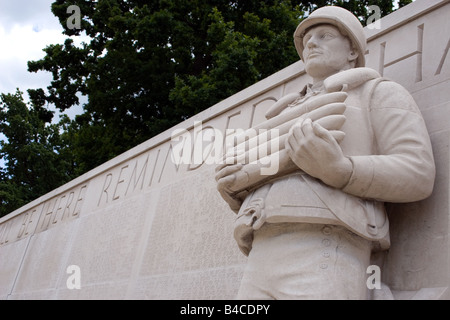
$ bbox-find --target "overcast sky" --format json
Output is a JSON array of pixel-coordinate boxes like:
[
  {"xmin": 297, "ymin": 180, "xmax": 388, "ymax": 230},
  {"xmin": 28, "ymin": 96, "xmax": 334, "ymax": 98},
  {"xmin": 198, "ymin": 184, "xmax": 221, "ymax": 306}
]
[{"xmin": 0, "ymin": 0, "xmax": 87, "ymax": 120}]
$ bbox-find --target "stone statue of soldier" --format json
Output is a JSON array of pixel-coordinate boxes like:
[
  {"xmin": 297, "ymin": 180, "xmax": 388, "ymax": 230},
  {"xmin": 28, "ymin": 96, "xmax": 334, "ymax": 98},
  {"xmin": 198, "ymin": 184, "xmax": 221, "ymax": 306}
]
[{"xmin": 216, "ymin": 6, "xmax": 436, "ymax": 299}]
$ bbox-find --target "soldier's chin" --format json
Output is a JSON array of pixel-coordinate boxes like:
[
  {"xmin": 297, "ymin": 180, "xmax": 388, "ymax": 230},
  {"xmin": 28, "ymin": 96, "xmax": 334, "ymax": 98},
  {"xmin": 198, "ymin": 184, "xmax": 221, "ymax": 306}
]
[{"xmin": 305, "ymin": 61, "xmax": 329, "ymax": 78}]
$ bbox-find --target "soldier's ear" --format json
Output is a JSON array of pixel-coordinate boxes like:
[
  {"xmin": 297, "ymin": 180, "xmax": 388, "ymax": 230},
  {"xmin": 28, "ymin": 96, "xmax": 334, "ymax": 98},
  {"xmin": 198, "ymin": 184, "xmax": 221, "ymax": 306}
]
[{"xmin": 348, "ymin": 47, "xmax": 359, "ymax": 64}]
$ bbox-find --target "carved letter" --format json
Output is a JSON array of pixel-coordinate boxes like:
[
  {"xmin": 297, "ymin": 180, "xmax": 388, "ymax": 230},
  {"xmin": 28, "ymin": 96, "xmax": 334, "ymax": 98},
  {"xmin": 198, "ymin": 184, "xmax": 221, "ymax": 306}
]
[
  {"xmin": 436, "ymin": 38, "xmax": 450, "ymax": 76},
  {"xmin": 113, "ymin": 165, "xmax": 129, "ymax": 200},
  {"xmin": 171, "ymin": 128, "xmax": 192, "ymax": 166},
  {"xmin": 148, "ymin": 149, "xmax": 161, "ymax": 187},
  {"xmin": 126, "ymin": 155, "xmax": 149, "ymax": 196},
  {"xmin": 379, "ymin": 24, "xmax": 424, "ymax": 82},
  {"xmin": 17, "ymin": 209, "xmax": 37, "ymax": 239},
  {"xmin": 73, "ymin": 185, "xmax": 87, "ymax": 216},
  {"xmin": 158, "ymin": 145, "xmax": 181, "ymax": 183},
  {"xmin": 203, "ymin": 126, "xmax": 224, "ymax": 165},
  {"xmin": 40, "ymin": 199, "xmax": 57, "ymax": 231},
  {"xmin": 52, "ymin": 195, "xmax": 66, "ymax": 225},
  {"xmin": 62, "ymin": 192, "xmax": 75, "ymax": 220},
  {"xmin": 0, "ymin": 223, "xmax": 11, "ymax": 245},
  {"xmin": 98, "ymin": 173, "xmax": 113, "ymax": 206}
]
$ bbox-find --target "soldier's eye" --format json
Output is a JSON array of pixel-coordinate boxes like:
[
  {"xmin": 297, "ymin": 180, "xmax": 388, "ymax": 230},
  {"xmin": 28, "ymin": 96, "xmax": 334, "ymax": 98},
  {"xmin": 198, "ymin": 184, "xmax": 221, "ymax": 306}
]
[{"xmin": 322, "ymin": 32, "xmax": 334, "ymax": 39}]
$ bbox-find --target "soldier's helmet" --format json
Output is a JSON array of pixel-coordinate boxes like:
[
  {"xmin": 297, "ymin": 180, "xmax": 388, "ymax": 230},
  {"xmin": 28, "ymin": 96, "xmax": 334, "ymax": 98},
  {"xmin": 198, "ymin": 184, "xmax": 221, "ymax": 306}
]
[{"xmin": 294, "ymin": 6, "xmax": 367, "ymax": 68}]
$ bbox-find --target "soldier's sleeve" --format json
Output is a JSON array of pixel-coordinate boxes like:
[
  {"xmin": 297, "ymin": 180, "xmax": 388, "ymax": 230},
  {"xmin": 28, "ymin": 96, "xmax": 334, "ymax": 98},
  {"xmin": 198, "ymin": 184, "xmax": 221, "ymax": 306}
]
[{"xmin": 342, "ymin": 81, "xmax": 436, "ymax": 203}]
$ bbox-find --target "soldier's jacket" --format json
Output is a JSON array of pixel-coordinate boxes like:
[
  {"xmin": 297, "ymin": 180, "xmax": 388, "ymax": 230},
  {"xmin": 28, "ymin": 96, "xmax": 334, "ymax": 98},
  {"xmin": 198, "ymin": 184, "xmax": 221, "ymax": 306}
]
[{"xmin": 235, "ymin": 68, "xmax": 436, "ymax": 256}]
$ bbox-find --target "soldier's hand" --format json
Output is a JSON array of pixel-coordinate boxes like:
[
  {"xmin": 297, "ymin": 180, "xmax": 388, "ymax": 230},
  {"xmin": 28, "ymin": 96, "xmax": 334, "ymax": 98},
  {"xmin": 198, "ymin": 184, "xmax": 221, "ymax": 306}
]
[
  {"xmin": 286, "ymin": 118, "xmax": 353, "ymax": 189},
  {"xmin": 215, "ymin": 163, "xmax": 244, "ymax": 213},
  {"xmin": 303, "ymin": 101, "xmax": 347, "ymax": 143}
]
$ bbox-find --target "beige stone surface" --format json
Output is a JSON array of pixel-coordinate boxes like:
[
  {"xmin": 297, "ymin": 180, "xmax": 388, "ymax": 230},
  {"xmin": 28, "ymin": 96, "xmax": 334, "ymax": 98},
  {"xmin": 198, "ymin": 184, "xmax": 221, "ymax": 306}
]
[{"xmin": 0, "ymin": 0, "xmax": 449, "ymax": 299}]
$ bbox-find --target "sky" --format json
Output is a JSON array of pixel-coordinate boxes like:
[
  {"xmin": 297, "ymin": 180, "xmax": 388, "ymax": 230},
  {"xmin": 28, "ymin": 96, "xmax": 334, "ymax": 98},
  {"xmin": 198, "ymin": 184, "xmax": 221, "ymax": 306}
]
[{"xmin": 0, "ymin": 0, "xmax": 88, "ymax": 120}]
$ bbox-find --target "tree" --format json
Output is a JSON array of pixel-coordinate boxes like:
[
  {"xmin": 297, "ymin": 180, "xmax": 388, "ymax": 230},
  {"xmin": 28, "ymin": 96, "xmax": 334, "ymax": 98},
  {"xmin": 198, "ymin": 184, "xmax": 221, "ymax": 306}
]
[{"xmin": 0, "ymin": 90, "xmax": 75, "ymax": 217}]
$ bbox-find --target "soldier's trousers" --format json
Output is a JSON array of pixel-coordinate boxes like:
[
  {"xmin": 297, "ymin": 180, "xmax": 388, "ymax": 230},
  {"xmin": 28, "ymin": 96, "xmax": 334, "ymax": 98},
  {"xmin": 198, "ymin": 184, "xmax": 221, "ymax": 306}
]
[{"xmin": 236, "ymin": 223, "xmax": 372, "ymax": 300}]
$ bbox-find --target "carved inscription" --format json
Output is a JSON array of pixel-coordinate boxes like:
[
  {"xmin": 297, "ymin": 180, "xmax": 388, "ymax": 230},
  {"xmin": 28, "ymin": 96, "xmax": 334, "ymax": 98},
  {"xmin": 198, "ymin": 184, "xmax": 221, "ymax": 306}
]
[
  {"xmin": 0, "ymin": 220, "xmax": 12, "ymax": 246},
  {"xmin": 0, "ymin": 204, "xmax": 44, "ymax": 247},
  {"xmin": 96, "ymin": 101, "xmax": 268, "ymax": 208},
  {"xmin": 98, "ymin": 151, "xmax": 159, "ymax": 206},
  {"xmin": 0, "ymin": 208, "xmax": 39, "ymax": 246},
  {"xmin": 379, "ymin": 24, "xmax": 424, "ymax": 82},
  {"xmin": 16, "ymin": 207, "xmax": 39, "ymax": 239},
  {"xmin": 376, "ymin": 22, "xmax": 450, "ymax": 85},
  {"xmin": 436, "ymin": 38, "xmax": 450, "ymax": 76},
  {"xmin": 36, "ymin": 184, "xmax": 88, "ymax": 233},
  {"xmin": 0, "ymin": 183, "xmax": 88, "ymax": 247}
]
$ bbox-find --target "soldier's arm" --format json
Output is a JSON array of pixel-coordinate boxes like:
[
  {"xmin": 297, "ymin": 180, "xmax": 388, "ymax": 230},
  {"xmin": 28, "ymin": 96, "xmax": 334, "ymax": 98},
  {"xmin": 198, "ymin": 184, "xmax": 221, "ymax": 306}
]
[{"xmin": 342, "ymin": 81, "xmax": 436, "ymax": 202}]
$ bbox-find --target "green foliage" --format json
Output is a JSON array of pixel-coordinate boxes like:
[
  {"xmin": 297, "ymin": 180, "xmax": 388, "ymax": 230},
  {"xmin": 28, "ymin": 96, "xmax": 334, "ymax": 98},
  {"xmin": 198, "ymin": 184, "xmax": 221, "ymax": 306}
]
[{"xmin": 0, "ymin": 90, "xmax": 76, "ymax": 217}]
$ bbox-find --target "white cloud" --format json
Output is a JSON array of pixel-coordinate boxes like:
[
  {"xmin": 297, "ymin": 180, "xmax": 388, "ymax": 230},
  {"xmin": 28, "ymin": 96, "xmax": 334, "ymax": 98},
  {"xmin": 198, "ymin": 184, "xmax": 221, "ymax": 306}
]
[
  {"xmin": 0, "ymin": 0, "xmax": 88, "ymax": 121},
  {"xmin": 0, "ymin": 0, "xmax": 58, "ymax": 31},
  {"xmin": 0, "ymin": 24, "xmax": 63, "ymax": 89}
]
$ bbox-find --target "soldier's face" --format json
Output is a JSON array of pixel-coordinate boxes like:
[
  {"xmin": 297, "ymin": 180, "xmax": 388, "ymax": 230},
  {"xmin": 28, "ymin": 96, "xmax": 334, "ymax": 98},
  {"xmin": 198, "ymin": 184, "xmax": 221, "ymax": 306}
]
[{"xmin": 302, "ymin": 25, "xmax": 356, "ymax": 80}]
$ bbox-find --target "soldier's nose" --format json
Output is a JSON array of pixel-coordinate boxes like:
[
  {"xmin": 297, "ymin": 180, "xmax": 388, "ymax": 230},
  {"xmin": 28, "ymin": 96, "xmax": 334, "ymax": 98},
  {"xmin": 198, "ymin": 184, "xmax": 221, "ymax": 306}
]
[{"xmin": 306, "ymin": 37, "xmax": 319, "ymax": 49}]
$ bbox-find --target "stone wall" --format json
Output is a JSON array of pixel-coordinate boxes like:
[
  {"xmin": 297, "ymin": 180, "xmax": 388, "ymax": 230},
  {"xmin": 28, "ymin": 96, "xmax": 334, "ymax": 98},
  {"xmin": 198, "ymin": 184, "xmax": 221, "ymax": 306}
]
[{"xmin": 1, "ymin": 0, "xmax": 449, "ymax": 299}]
